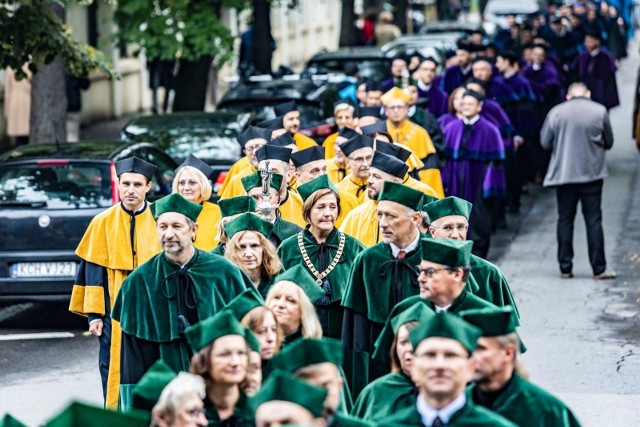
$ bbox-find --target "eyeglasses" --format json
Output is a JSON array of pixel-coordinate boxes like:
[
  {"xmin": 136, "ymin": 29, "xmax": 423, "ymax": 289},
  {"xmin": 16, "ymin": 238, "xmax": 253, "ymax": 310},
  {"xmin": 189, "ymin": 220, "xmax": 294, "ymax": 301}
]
[
  {"xmin": 244, "ymin": 145, "xmax": 264, "ymax": 153},
  {"xmin": 417, "ymin": 267, "xmax": 452, "ymax": 278},
  {"xmin": 432, "ymin": 224, "xmax": 469, "ymax": 233},
  {"xmin": 349, "ymin": 155, "xmax": 373, "ymax": 164},
  {"xmin": 386, "ymin": 105, "xmax": 407, "ymax": 111}
]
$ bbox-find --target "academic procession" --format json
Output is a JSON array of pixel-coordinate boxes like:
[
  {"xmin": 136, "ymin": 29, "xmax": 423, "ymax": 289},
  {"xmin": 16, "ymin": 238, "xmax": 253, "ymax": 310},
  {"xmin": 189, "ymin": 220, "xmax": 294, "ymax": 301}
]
[{"xmin": 3, "ymin": 1, "xmax": 634, "ymax": 425}]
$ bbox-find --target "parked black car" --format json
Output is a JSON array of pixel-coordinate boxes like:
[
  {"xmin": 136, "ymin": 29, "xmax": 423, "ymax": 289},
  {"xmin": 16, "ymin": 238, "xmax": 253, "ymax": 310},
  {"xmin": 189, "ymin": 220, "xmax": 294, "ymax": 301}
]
[
  {"xmin": 303, "ymin": 47, "xmax": 392, "ymax": 83},
  {"xmin": 216, "ymin": 78, "xmax": 339, "ymax": 144},
  {"xmin": 0, "ymin": 141, "xmax": 177, "ymax": 301}
]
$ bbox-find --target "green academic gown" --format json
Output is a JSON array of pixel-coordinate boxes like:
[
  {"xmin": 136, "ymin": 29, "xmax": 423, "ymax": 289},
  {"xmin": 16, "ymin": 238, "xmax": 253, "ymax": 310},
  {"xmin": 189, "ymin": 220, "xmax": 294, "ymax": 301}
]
[
  {"xmin": 341, "ymin": 241, "xmax": 422, "ymax": 399},
  {"xmin": 381, "ymin": 399, "xmax": 518, "ymax": 426},
  {"xmin": 112, "ymin": 249, "xmax": 250, "ymax": 409},
  {"xmin": 468, "ymin": 374, "xmax": 582, "ymax": 427},
  {"xmin": 211, "ymin": 243, "xmax": 225, "ymax": 256},
  {"xmin": 329, "ymin": 414, "xmax": 373, "ymax": 427},
  {"xmin": 351, "ymin": 372, "xmax": 417, "ymax": 421},
  {"xmin": 270, "ymin": 216, "xmax": 301, "ymax": 248},
  {"xmin": 277, "ymin": 227, "xmax": 365, "ymax": 339},
  {"xmin": 469, "ymin": 255, "xmax": 520, "ymax": 322},
  {"xmin": 203, "ymin": 393, "xmax": 254, "ymax": 427}
]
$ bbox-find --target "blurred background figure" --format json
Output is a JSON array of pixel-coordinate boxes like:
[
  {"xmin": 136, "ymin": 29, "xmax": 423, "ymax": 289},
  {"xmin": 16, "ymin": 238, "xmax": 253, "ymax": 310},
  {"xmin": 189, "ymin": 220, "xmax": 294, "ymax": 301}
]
[
  {"xmin": 3, "ymin": 66, "xmax": 31, "ymax": 146},
  {"xmin": 147, "ymin": 57, "xmax": 175, "ymax": 114},
  {"xmin": 65, "ymin": 73, "xmax": 90, "ymax": 142}
]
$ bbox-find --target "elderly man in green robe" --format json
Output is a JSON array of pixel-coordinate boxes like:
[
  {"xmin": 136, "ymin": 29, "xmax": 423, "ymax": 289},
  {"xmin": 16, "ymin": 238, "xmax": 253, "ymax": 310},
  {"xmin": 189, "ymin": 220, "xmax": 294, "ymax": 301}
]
[
  {"xmin": 462, "ymin": 307, "xmax": 582, "ymax": 427},
  {"xmin": 381, "ymin": 313, "xmax": 517, "ymax": 426},
  {"xmin": 111, "ymin": 193, "xmax": 250, "ymax": 409},
  {"xmin": 423, "ymin": 196, "xmax": 520, "ymax": 317},
  {"xmin": 341, "ymin": 181, "xmax": 426, "ymax": 398}
]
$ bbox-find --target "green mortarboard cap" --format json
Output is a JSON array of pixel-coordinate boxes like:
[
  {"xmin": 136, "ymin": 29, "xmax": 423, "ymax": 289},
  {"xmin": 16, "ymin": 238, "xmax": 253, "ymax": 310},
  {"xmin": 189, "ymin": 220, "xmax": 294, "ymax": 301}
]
[
  {"xmin": 269, "ymin": 133, "xmax": 296, "ymax": 148},
  {"xmin": 150, "ymin": 193, "xmax": 203, "ymax": 222},
  {"xmin": 423, "ymin": 197, "xmax": 472, "ymax": 221},
  {"xmin": 420, "ymin": 238, "xmax": 472, "ymax": 267},
  {"xmin": 372, "ymin": 300, "xmax": 435, "ymax": 364},
  {"xmin": 132, "ymin": 360, "xmax": 177, "ymax": 412},
  {"xmin": 44, "ymin": 402, "xmax": 149, "ymax": 427},
  {"xmin": 297, "ymin": 174, "xmax": 339, "ymax": 203},
  {"xmin": 274, "ymin": 101, "xmax": 298, "ymax": 116},
  {"xmin": 0, "ymin": 415, "xmax": 28, "ymax": 427},
  {"xmin": 237, "ymin": 126, "xmax": 272, "ymax": 148},
  {"xmin": 291, "ymin": 146, "xmax": 325, "ymax": 168},
  {"xmin": 378, "ymin": 181, "xmax": 424, "ymax": 211},
  {"xmin": 338, "ymin": 127, "xmax": 360, "ymax": 140},
  {"xmin": 255, "ymin": 145, "xmax": 292, "ymax": 163},
  {"xmin": 421, "ymin": 194, "xmax": 439, "ymax": 209},
  {"xmin": 271, "ymin": 338, "xmax": 342, "ymax": 373},
  {"xmin": 241, "ymin": 171, "xmax": 284, "ymax": 193},
  {"xmin": 274, "ymin": 265, "xmax": 323, "ymax": 304},
  {"xmin": 341, "ymin": 135, "xmax": 374, "ymax": 157},
  {"xmin": 224, "ymin": 212, "xmax": 274, "ymax": 240},
  {"xmin": 225, "ymin": 288, "xmax": 266, "ymax": 321},
  {"xmin": 177, "ymin": 154, "xmax": 214, "ymax": 179},
  {"xmin": 409, "ymin": 312, "xmax": 482, "ymax": 354},
  {"xmin": 257, "ymin": 116, "xmax": 284, "ymax": 130},
  {"xmin": 253, "ymin": 371, "xmax": 328, "ymax": 418},
  {"xmin": 115, "ymin": 156, "xmax": 156, "ymax": 180},
  {"xmin": 245, "ymin": 328, "xmax": 261, "ymax": 353},
  {"xmin": 459, "ymin": 306, "xmax": 517, "ymax": 337},
  {"xmin": 218, "ymin": 196, "xmax": 256, "ymax": 218},
  {"xmin": 371, "ymin": 151, "xmax": 409, "ymax": 179},
  {"xmin": 185, "ymin": 310, "xmax": 247, "ymax": 353}
]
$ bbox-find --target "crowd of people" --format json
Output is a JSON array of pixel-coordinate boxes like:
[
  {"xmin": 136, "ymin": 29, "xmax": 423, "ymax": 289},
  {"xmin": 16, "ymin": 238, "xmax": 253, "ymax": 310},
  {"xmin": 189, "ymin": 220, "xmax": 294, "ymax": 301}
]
[{"xmin": 1, "ymin": 2, "xmax": 629, "ymax": 426}]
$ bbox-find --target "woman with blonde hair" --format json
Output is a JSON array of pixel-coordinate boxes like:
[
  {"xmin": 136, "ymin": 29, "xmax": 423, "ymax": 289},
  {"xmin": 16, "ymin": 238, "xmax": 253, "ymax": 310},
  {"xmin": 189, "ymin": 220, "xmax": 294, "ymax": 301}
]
[
  {"xmin": 211, "ymin": 196, "xmax": 257, "ymax": 256},
  {"xmin": 172, "ymin": 155, "xmax": 221, "ymax": 250},
  {"xmin": 224, "ymin": 212, "xmax": 283, "ymax": 297},
  {"xmin": 265, "ymin": 265, "xmax": 323, "ymax": 347},
  {"xmin": 277, "ymin": 175, "xmax": 365, "ymax": 339}
]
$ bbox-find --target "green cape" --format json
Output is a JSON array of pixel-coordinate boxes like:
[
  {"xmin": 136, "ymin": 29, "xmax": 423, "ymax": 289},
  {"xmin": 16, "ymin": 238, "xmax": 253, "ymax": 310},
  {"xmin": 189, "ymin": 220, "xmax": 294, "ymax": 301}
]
[
  {"xmin": 351, "ymin": 372, "xmax": 417, "ymax": 422},
  {"xmin": 469, "ymin": 255, "xmax": 520, "ymax": 324},
  {"xmin": 381, "ymin": 399, "xmax": 517, "ymax": 426},
  {"xmin": 204, "ymin": 393, "xmax": 255, "ymax": 427}
]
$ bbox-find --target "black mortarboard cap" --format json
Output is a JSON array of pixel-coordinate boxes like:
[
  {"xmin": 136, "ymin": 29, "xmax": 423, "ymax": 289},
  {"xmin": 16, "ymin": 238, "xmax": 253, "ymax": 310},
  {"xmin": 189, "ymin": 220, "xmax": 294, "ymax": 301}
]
[
  {"xmin": 456, "ymin": 39, "xmax": 474, "ymax": 51},
  {"xmin": 334, "ymin": 99, "xmax": 355, "ymax": 111},
  {"xmin": 498, "ymin": 50, "xmax": 521, "ymax": 65},
  {"xmin": 269, "ymin": 132, "xmax": 296, "ymax": 148},
  {"xmin": 464, "ymin": 89, "xmax": 485, "ymax": 103},
  {"xmin": 273, "ymin": 101, "xmax": 298, "ymax": 116},
  {"xmin": 115, "ymin": 156, "xmax": 156, "ymax": 180},
  {"xmin": 584, "ymin": 28, "xmax": 603, "ymax": 41},
  {"xmin": 290, "ymin": 146, "xmax": 325, "ymax": 167},
  {"xmin": 237, "ymin": 126, "xmax": 272, "ymax": 148},
  {"xmin": 365, "ymin": 80, "xmax": 384, "ymax": 92},
  {"xmin": 341, "ymin": 134, "xmax": 374, "ymax": 157},
  {"xmin": 360, "ymin": 121, "xmax": 387, "ymax": 136},
  {"xmin": 338, "ymin": 127, "xmax": 360, "ymax": 140},
  {"xmin": 356, "ymin": 106, "xmax": 382, "ymax": 119},
  {"xmin": 371, "ymin": 151, "xmax": 409, "ymax": 178},
  {"xmin": 375, "ymin": 140, "xmax": 411, "ymax": 162},
  {"xmin": 256, "ymin": 144, "xmax": 292, "ymax": 163},
  {"xmin": 472, "ymin": 55, "xmax": 493, "ymax": 66},
  {"xmin": 177, "ymin": 154, "xmax": 213, "ymax": 179},
  {"xmin": 257, "ymin": 116, "xmax": 284, "ymax": 130},
  {"xmin": 421, "ymin": 56, "xmax": 440, "ymax": 66},
  {"xmin": 550, "ymin": 14, "xmax": 563, "ymax": 24},
  {"xmin": 464, "ymin": 77, "xmax": 487, "ymax": 90}
]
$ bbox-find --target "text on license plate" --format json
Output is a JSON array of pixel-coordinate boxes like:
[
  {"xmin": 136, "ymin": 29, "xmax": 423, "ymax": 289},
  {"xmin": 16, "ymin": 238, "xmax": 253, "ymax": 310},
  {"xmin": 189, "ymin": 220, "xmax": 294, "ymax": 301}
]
[{"xmin": 11, "ymin": 262, "xmax": 77, "ymax": 278}]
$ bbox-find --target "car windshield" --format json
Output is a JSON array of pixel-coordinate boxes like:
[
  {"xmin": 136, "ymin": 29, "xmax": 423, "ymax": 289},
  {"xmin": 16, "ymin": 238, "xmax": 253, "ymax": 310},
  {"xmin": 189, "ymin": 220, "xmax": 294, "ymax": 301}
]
[
  {"xmin": 306, "ymin": 58, "xmax": 391, "ymax": 82},
  {"xmin": 218, "ymin": 102, "xmax": 325, "ymax": 127},
  {"xmin": 0, "ymin": 162, "xmax": 112, "ymax": 209}
]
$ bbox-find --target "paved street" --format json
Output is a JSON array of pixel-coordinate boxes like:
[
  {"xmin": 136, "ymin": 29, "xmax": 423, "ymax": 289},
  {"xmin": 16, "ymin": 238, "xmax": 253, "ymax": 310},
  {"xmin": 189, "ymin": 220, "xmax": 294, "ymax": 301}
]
[{"xmin": 2, "ymin": 47, "xmax": 640, "ymax": 427}]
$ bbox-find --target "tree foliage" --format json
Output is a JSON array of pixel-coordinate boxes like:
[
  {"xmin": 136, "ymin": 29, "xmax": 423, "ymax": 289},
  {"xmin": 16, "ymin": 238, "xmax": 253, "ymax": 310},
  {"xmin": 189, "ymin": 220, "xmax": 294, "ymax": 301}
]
[{"xmin": 0, "ymin": 0, "xmax": 116, "ymax": 79}]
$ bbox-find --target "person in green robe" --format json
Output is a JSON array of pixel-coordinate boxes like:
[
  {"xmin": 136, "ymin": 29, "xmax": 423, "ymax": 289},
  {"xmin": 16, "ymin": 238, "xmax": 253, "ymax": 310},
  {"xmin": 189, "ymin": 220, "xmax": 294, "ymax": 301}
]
[
  {"xmin": 269, "ymin": 338, "xmax": 371, "ymax": 427},
  {"xmin": 223, "ymin": 212, "xmax": 283, "ymax": 298},
  {"xmin": 185, "ymin": 310, "xmax": 257, "ymax": 426},
  {"xmin": 0, "ymin": 414, "xmax": 27, "ymax": 427},
  {"xmin": 43, "ymin": 401, "xmax": 150, "ymax": 427},
  {"xmin": 423, "ymin": 196, "xmax": 520, "ymax": 318},
  {"xmin": 352, "ymin": 302, "xmax": 434, "ymax": 421},
  {"xmin": 131, "ymin": 360, "xmax": 177, "ymax": 413},
  {"xmin": 241, "ymin": 170, "xmax": 301, "ymax": 248},
  {"xmin": 212, "ymin": 195, "xmax": 257, "ymax": 256},
  {"xmin": 111, "ymin": 194, "xmax": 251, "ymax": 409},
  {"xmin": 278, "ymin": 175, "xmax": 365, "ymax": 339},
  {"xmin": 340, "ymin": 181, "xmax": 427, "ymax": 398},
  {"xmin": 150, "ymin": 371, "xmax": 208, "ymax": 427},
  {"xmin": 461, "ymin": 307, "xmax": 582, "ymax": 427},
  {"xmin": 380, "ymin": 313, "xmax": 517, "ymax": 426}
]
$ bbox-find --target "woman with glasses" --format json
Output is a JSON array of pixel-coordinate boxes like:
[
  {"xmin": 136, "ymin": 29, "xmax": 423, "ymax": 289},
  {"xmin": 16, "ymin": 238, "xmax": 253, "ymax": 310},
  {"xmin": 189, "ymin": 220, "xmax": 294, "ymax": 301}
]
[
  {"xmin": 172, "ymin": 155, "xmax": 221, "ymax": 251},
  {"xmin": 277, "ymin": 175, "xmax": 365, "ymax": 339}
]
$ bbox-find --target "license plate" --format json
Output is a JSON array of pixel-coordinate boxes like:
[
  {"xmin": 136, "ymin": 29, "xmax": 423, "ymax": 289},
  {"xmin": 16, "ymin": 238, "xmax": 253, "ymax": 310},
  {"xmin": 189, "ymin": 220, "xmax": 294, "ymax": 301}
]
[{"xmin": 11, "ymin": 262, "xmax": 78, "ymax": 278}]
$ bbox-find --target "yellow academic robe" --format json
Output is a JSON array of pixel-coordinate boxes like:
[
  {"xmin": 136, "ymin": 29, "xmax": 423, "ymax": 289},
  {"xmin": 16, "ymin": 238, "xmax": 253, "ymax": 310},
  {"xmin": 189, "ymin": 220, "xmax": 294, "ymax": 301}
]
[
  {"xmin": 326, "ymin": 158, "xmax": 351, "ymax": 184},
  {"xmin": 69, "ymin": 203, "xmax": 162, "ymax": 409},
  {"xmin": 294, "ymin": 133, "xmax": 319, "ymax": 150},
  {"xmin": 339, "ymin": 199, "xmax": 380, "ymax": 247},
  {"xmin": 403, "ymin": 176, "xmax": 441, "ymax": 198},
  {"xmin": 218, "ymin": 156, "xmax": 251, "ymax": 197},
  {"xmin": 279, "ymin": 190, "xmax": 306, "ymax": 227},
  {"xmin": 194, "ymin": 201, "xmax": 221, "ymax": 251},
  {"xmin": 336, "ymin": 174, "xmax": 368, "ymax": 205},
  {"xmin": 323, "ymin": 132, "xmax": 339, "ymax": 159},
  {"xmin": 336, "ymin": 190, "xmax": 358, "ymax": 228},
  {"xmin": 218, "ymin": 165, "xmax": 256, "ymax": 200}
]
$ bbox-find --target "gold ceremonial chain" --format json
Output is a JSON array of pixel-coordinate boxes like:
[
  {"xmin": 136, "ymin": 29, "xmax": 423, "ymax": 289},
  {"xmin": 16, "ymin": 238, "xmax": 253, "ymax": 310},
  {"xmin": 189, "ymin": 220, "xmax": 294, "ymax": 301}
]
[{"xmin": 298, "ymin": 231, "xmax": 346, "ymax": 285}]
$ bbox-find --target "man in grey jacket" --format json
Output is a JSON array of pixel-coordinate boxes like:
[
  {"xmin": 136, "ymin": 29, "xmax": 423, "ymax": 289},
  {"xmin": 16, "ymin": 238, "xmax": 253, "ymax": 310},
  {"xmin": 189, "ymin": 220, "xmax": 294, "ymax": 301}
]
[{"xmin": 541, "ymin": 82, "xmax": 616, "ymax": 280}]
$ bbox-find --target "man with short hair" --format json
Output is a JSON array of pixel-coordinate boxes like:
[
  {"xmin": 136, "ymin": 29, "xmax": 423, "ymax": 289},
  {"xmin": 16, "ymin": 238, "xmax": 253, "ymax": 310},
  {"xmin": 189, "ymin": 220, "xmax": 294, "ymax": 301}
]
[
  {"xmin": 462, "ymin": 307, "xmax": 581, "ymax": 427},
  {"xmin": 442, "ymin": 40, "xmax": 475, "ymax": 94},
  {"xmin": 471, "ymin": 56, "xmax": 515, "ymax": 108},
  {"xmin": 322, "ymin": 100, "xmax": 357, "ymax": 160},
  {"xmin": 416, "ymin": 57, "xmax": 448, "ymax": 118},
  {"xmin": 541, "ymin": 82, "xmax": 616, "ymax": 280},
  {"xmin": 341, "ymin": 181, "xmax": 425, "ymax": 397},
  {"xmin": 69, "ymin": 157, "xmax": 161, "ymax": 408},
  {"xmin": 326, "ymin": 127, "xmax": 358, "ymax": 184},
  {"xmin": 274, "ymin": 101, "xmax": 319, "ymax": 150},
  {"xmin": 111, "ymin": 193, "xmax": 250, "ymax": 408},
  {"xmin": 335, "ymin": 134, "xmax": 375, "ymax": 204},
  {"xmin": 365, "ymin": 81, "xmax": 384, "ymax": 107},
  {"xmin": 381, "ymin": 313, "xmax": 517, "ymax": 426},
  {"xmin": 381, "ymin": 57, "xmax": 408, "ymax": 91}
]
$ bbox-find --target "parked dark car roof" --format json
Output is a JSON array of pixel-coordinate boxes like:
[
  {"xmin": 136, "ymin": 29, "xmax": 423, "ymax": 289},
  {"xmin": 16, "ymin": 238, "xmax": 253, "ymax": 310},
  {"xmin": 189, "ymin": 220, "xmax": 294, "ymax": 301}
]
[
  {"xmin": 0, "ymin": 140, "xmax": 156, "ymax": 162},
  {"xmin": 303, "ymin": 48, "xmax": 392, "ymax": 82}
]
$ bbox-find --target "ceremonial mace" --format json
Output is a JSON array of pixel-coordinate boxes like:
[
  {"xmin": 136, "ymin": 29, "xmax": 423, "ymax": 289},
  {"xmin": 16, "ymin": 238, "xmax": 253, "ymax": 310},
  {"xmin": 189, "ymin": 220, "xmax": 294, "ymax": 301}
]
[{"xmin": 256, "ymin": 160, "xmax": 277, "ymax": 220}]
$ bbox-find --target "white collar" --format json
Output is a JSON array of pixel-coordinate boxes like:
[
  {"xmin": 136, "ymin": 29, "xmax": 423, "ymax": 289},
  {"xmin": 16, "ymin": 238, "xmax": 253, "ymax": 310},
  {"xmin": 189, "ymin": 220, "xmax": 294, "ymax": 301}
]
[
  {"xmin": 503, "ymin": 69, "xmax": 517, "ymax": 79},
  {"xmin": 532, "ymin": 63, "xmax": 541, "ymax": 71},
  {"xmin": 408, "ymin": 105, "xmax": 417, "ymax": 116},
  {"xmin": 416, "ymin": 392, "xmax": 466, "ymax": 426},
  {"xmin": 589, "ymin": 48, "xmax": 600, "ymax": 57},
  {"xmin": 179, "ymin": 246, "xmax": 196, "ymax": 269},
  {"xmin": 461, "ymin": 64, "xmax": 472, "ymax": 74},
  {"xmin": 417, "ymin": 80, "xmax": 432, "ymax": 91},
  {"xmin": 435, "ymin": 304, "xmax": 452, "ymax": 313},
  {"xmin": 462, "ymin": 115, "xmax": 480, "ymax": 125},
  {"xmin": 390, "ymin": 229, "xmax": 420, "ymax": 258}
]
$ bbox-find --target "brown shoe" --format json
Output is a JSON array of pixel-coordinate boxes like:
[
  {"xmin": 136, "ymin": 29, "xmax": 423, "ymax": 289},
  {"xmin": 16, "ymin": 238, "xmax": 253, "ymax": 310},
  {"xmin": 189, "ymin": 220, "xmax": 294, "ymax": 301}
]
[
  {"xmin": 593, "ymin": 270, "xmax": 617, "ymax": 280},
  {"xmin": 560, "ymin": 272, "xmax": 573, "ymax": 279}
]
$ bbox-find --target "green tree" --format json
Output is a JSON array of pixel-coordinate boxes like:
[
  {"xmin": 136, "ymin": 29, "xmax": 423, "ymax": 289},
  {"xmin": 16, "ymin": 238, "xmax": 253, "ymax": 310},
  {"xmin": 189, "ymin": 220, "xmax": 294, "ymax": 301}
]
[{"xmin": 1, "ymin": 0, "xmax": 116, "ymax": 144}]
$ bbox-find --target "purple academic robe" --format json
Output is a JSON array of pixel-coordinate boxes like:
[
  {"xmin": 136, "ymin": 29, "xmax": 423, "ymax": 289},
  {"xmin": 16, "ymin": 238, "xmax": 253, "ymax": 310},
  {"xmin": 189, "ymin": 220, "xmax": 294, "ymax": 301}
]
[
  {"xmin": 501, "ymin": 73, "xmax": 538, "ymax": 139},
  {"xmin": 441, "ymin": 117, "xmax": 506, "ymax": 203},
  {"xmin": 441, "ymin": 65, "xmax": 471, "ymax": 94},
  {"xmin": 570, "ymin": 50, "xmax": 620, "ymax": 110},
  {"xmin": 438, "ymin": 113, "xmax": 458, "ymax": 130},
  {"xmin": 480, "ymin": 100, "xmax": 514, "ymax": 151},
  {"xmin": 417, "ymin": 84, "xmax": 449, "ymax": 118},
  {"xmin": 484, "ymin": 75, "xmax": 517, "ymax": 108}
]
